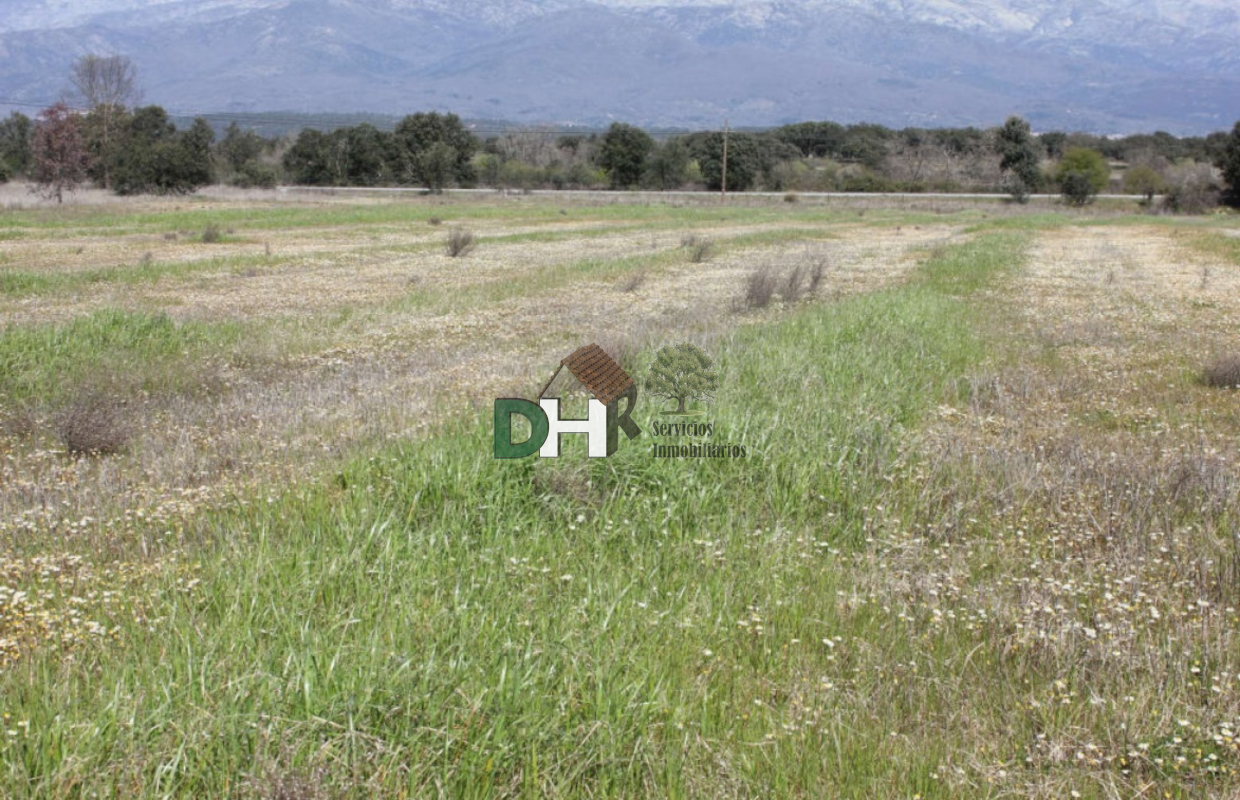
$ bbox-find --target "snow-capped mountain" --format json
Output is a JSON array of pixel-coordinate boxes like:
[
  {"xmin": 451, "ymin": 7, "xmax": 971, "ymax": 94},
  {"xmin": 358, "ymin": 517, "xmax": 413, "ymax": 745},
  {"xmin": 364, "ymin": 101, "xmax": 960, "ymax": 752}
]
[{"xmin": 1, "ymin": 0, "xmax": 1237, "ymax": 133}]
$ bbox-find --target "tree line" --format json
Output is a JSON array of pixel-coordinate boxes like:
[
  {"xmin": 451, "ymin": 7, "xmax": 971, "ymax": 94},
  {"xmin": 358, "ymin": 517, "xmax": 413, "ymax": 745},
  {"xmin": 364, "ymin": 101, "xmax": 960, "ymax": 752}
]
[{"xmin": 4, "ymin": 55, "xmax": 1240, "ymax": 210}]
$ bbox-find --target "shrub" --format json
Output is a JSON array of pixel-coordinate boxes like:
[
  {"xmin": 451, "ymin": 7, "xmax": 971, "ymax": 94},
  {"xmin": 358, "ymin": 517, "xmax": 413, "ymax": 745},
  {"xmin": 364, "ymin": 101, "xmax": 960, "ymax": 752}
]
[
  {"xmin": 808, "ymin": 258, "xmax": 826, "ymax": 294},
  {"xmin": 781, "ymin": 265, "xmax": 807, "ymax": 303},
  {"xmin": 620, "ymin": 271, "xmax": 647, "ymax": 293},
  {"xmin": 1060, "ymin": 171, "xmax": 1097, "ymax": 206},
  {"xmin": 1122, "ymin": 164, "xmax": 1167, "ymax": 205},
  {"xmin": 1162, "ymin": 163, "xmax": 1220, "ymax": 214},
  {"xmin": 1056, "ymin": 147, "xmax": 1109, "ymax": 194},
  {"xmin": 996, "ymin": 116, "xmax": 1041, "ymax": 202},
  {"xmin": 231, "ymin": 162, "xmax": 278, "ymax": 189},
  {"xmin": 1217, "ymin": 120, "xmax": 1240, "ymax": 209},
  {"xmin": 681, "ymin": 234, "xmax": 713, "ymax": 263},
  {"xmin": 1202, "ymin": 355, "xmax": 1240, "ymax": 389},
  {"xmin": 742, "ymin": 266, "xmax": 778, "ymax": 309},
  {"xmin": 53, "ymin": 389, "xmax": 132, "ymax": 456},
  {"xmin": 446, "ymin": 228, "xmax": 476, "ymax": 257}
]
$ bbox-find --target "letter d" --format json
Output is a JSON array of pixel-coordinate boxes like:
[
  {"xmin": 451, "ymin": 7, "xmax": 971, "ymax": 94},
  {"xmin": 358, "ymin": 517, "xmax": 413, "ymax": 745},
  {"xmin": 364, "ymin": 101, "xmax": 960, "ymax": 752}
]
[{"xmin": 494, "ymin": 399, "xmax": 549, "ymax": 458}]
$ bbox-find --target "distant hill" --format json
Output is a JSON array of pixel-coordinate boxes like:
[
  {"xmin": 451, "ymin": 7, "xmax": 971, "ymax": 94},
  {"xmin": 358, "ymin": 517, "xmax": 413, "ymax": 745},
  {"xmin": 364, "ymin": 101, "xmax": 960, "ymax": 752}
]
[{"xmin": 2, "ymin": 0, "xmax": 1238, "ymax": 135}]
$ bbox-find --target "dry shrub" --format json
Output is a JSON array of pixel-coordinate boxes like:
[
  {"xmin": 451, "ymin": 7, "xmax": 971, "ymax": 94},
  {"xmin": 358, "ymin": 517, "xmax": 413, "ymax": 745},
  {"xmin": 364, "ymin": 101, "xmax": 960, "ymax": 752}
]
[
  {"xmin": 532, "ymin": 465, "xmax": 606, "ymax": 518},
  {"xmin": 246, "ymin": 762, "xmax": 328, "ymax": 800},
  {"xmin": 681, "ymin": 234, "xmax": 713, "ymax": 263},
  {"xmin": 808, "ymin": 258, "xmax": 826, "ymax": 294},
  {"xmin": 738, "ymin": 259, "xmax": 825, "ymax": 310},
  {"xmin": 446, "ymin": 228, "xmax": 476, "ymax": 257},
  {"xmin": 0, "ymin": 405, "xmax": 35, "ymax": 440},
  {"xmin": 742, "ymin": 265, "xmax": 778, "ymax": 309},
  {"xmin": 781, "ymin": 265, "xmax": 806, "ymax": 303},
  {"xmin": 53, "ymin": 389, "xmax": 133, "ymax": 456},
  {"xmin": 1202, "ymin": 355, "xmax": 1240, "ymax": 388},
  {"xmin": 620, "ymin": 271, "xmax": 647, "ymax": 293}
]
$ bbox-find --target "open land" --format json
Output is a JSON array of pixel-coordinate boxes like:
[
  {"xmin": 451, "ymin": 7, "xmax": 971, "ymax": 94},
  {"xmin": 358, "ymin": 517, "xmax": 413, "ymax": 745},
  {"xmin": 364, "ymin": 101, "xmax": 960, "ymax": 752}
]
[{"xmin": 1, "ymin": 185, "xmax": 1239, "ymax": 798}]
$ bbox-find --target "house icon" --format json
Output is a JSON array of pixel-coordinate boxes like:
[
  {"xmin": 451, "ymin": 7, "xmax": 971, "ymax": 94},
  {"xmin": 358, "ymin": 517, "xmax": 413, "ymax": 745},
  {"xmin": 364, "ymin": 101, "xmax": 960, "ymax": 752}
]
[{"xmin": 538, "ymin": 344, "xmax": 642, "ymax": 444}]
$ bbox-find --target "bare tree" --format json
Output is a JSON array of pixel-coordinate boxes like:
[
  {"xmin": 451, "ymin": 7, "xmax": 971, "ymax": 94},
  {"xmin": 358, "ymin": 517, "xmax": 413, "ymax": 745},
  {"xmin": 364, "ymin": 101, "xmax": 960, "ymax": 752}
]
[
  {"xmin": 70, "ymin": 54, "xmax": 141, "ymax": 188},
  {"xmin": 71, "ymin": 54, "xmax": 141, "ymax": 109}
]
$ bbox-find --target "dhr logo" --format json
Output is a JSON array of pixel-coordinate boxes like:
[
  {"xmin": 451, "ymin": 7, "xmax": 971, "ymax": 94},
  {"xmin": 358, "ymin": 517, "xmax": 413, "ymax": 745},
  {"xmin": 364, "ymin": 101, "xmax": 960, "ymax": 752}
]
[{"xmin": 494, "ymin": 344, "xmax": 642, "ymax": 459}]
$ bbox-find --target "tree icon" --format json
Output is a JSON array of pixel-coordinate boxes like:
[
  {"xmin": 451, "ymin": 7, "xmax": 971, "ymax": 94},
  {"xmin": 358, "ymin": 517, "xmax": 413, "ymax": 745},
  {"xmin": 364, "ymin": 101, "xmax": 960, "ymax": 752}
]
[{"xmin": 645, "ymin": 342, "xmax": 719, "ymax": 414}]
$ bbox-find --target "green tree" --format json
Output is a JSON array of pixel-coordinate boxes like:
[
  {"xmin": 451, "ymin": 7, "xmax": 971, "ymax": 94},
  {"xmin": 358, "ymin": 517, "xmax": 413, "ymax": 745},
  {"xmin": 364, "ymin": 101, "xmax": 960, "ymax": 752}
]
[
  {"xmin": 773, "ymin": 121, "xmax": 846, "ymax": 158},
  {"xmin": 110, "ymin": 107, "xmax": 213, "ymax": 195},
  {"xmin": 686, "ymin": 131, "xmax": 758, "ymax": 192},
  {"xmin": 342, "ymin": 123, "xmax": 393, "ymax": 186},
  {"xmin": 1217, "ymin": 120, "xmax": 1240, "ymax": 208},
  {"xmin": 217, "ymin": 122, "xmax": 265, "ymax": 172},
  {"xmin": 1122, "ymin": 164, "xmax": 1167, "ymax": 205},
  {"xmin": 394, "ymin": 112, "xmax": 478, "ymax": 190},
  {"xmin": 597, "ymin": 122, "xmax": 655, "ymax": 189},
  {"xmin": 1039, "ymin": 131, "xmax": 1067, "ymax": 159},
  {"xmin": 217, "ymin": 122, "xmax": 278, "ymax": 188},
  {"xmin": 176, "ymin": 117, "xmax": 215, "ymax": 190},
  {"xmin": 645, "ymin": 342, "xmax": 719, "ymax": 414},
  {"xmin": 31, "ymin": 102, "xmax": 91, "ymax": 203},
  {"xmin": 996, "ymin": 116, "xmax": 1041, "ymax": 202},
  {"xmin": 416, "ymin": 141, "xmax": 457, "ymax": 194},
  {"xmin": 0, "ymin": 112, "xmax": 33, "ymax": 177},
  {"xmin": 839, "ymin": 124, "xmax": 891, "ymax": 170},
  {"xmin": 643, "ymin": 137, "xmax": 690, "ymax": 190},
  {"xmin": 1060, "ymin": 172, "xmax": 1096, "ymax": 206},
  {"xmin": 282, "ymin": 129, "xmax": 340, "ymax": 186},
  {"xmin": 1055, "ymin": 147, "xmax": 1109, "ymax": 205}
]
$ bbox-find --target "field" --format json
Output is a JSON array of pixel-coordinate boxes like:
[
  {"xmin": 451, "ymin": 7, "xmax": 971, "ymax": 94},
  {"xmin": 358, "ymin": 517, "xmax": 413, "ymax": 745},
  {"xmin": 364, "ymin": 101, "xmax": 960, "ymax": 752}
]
[{"xmin": 1, "ymin": 185, "xmax": 1239, "ymax": 798}]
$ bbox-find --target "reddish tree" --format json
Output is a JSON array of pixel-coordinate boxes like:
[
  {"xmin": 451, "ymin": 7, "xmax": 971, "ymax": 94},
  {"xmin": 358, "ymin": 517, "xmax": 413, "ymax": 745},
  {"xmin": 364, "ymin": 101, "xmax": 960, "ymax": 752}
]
[{"xmin": 31, "ymin": 102, "xmax": 90, "ymax": 203}]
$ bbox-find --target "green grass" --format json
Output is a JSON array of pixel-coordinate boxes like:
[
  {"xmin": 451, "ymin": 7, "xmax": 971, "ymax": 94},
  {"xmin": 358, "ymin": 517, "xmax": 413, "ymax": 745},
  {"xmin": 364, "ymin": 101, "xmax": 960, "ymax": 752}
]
[
  {"xmin": 0, "ymin": 198, "xmax": 848, "ymax": 237},
  {"xmin": 1189, "ymin": 230, "xmax": 1240, "ymax": 264},
  {"xmin": 0, "ymin": 309, "xmax": 248, "ymax": 403},
  {"xmin": 0, "ymin": 233, "xmax": 1024, "ymax": 797},
  {"xmin": 0, "ymin": 253, "xmax": 294, "ymax": 299}
]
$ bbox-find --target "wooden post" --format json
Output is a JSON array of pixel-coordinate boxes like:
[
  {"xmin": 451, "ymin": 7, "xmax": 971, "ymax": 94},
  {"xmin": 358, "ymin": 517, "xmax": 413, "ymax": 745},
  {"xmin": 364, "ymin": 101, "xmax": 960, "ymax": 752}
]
[{"xmin": 721, "ymin": 118, "xmax": 729, "ymax": 203}]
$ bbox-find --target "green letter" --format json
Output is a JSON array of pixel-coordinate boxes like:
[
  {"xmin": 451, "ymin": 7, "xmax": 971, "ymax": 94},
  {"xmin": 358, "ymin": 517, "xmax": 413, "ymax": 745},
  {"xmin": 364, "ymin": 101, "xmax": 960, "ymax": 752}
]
[{"xmin": 494, "ymin": 399, "xmax": 548, "ymax": 459}]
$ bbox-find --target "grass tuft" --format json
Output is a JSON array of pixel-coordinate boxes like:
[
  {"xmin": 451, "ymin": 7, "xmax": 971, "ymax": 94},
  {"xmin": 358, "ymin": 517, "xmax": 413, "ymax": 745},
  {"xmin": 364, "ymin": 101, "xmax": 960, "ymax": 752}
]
[
  {"xmin": 445, "ymin": 227, "xmax": 476, "ymax": 257},
  {"xmin": 681, "ymin": 233, "xmax": 714, "ymax": 263},
  {"xmin": 741, "ymin": 265, "xmax": 779, "ymax": 309}
]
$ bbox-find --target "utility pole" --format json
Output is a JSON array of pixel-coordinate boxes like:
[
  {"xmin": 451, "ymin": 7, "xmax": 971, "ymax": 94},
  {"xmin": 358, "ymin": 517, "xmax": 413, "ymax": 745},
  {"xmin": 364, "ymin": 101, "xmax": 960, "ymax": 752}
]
[{"xmin": 721, "ymin": 118, "xmax": 729, "ymax": 203}]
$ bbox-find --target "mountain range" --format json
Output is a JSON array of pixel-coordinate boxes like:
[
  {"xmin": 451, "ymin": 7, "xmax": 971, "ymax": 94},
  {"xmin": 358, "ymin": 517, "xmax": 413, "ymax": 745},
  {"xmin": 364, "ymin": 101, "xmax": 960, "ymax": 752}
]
[{"xmin": 1, "ymin": 0, "xmax": 1238, "ymax": 134}]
